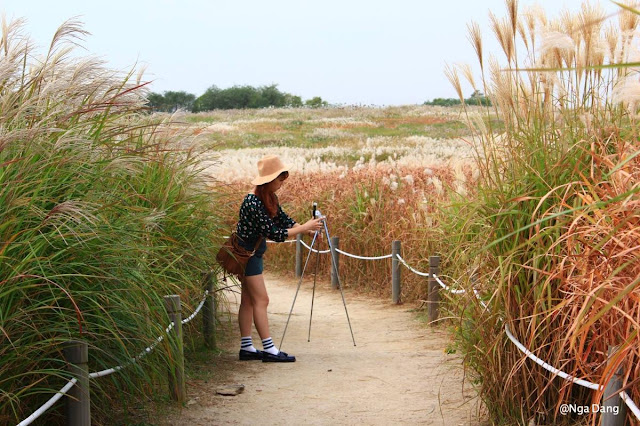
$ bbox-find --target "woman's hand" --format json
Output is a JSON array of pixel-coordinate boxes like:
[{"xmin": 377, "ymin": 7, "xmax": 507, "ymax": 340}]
[
  {"xmin": 287, "ymin": 218, "xmax": 325, "ymax": 239},
  {"xmin": 303, "ymin": 217, "xmax": 324, "ymax": 233}
]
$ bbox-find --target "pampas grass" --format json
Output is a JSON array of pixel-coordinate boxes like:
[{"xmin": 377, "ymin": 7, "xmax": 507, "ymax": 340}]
[
  {"xmin": 0, "ymin": 19, "xmax": 223, "ymax": 424},
  {"xmin": 443, "ymin": 1, "xmax": 640, "ymax": 424}
]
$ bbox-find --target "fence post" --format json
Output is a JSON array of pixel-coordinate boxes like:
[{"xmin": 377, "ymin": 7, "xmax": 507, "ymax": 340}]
[
  {"xmin": 427, "ymin": 255, "xmax": 441, "ymax": 324},
  {"xmin": 330, "ymin": 236, "xmax": 340, "ymax": 289},
  {"xmin": 295, "ymin": 234, "xmax": 302, "ymax": 278},
  {"xmin": 64, "ymin": 340, "xmax": 90, "ymax": 426},
  {"xmin": 602, "ymin": 345, "xmax": 626, "ymax": 426},
  {"xmin": 392, "ymin": 240, "xmax": 401, "ymax": 304},
  {"xmin": 164, "ymin": 295, "xmax": 186, "ymax": 402},
  {"xmin": 203, "ymin": 272, "xmax": 217, "ymax": 350}
]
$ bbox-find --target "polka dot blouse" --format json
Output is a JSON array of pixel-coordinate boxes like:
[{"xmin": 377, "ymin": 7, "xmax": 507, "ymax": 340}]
[{"xmin": 236, "ymin": 194, "xmax": 296, "ymax": 243}]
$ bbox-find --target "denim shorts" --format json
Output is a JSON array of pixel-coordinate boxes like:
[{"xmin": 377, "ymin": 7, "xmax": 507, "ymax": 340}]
[{"xmin": 238, "ymin": 237, "xmax": 267, "ymax": 277}]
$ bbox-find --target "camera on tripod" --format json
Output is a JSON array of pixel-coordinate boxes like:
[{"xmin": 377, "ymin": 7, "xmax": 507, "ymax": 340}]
[{"xmin": 280, "ymin": 201, "xmax": 356, "ymax": 348}]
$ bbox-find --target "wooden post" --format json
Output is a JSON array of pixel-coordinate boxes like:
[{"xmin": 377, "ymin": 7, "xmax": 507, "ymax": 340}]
[
  {"xmin": 330, "ymin": 236, "xmax": 339, "ymax": 289},
  {"xmin": 427, "ymin": 255, "xmax": 441, "ymax": 324},
  {"xmin": 203, "ymin": 272, "xmax": 217, "ymax": 350},
  {"xmin": 64, "ymin": 340, "xmax": 90, "ymax": 426},
  {"xmin": 295, "ymin": 234, "xmax": 302, "ymax": 278},
  {"xmin": 392, "ymin": 240, "xmax": 401, "ymax": 304},
  {"xmin": 602, "ymin": 345, "xmax": 626, "ymax": 426},
  {"xmin": 164, "ymin": 295, "xmax": 186, "ymax": 402}
]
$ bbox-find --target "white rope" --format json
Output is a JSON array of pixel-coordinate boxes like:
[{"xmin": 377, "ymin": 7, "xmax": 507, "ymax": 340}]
[
  {"xmin": 505, "ymin": 324, "xmax": 640, "ymax": 421},
  {"xmin": 432, "ymin": 274, "xmax": 488, "ymax": 309},
  {"xmin": 433, "ymin": 274, "xmax": 467, "ymax": 294},
  {"xmin": 335, "ymin": 248, "xmax": 393, "ymax": 260},
  {"xmin": 91, "ymin": 287, "xmax": 209, "ymax": 379},
  {"xmin": 20, "ymin": 322, "xmax": 174, "ymax": 423},
  {"xmin": 300, "ymin": 239, "xmax": 331, "ymax": 254},
  {"xmin": 473, "ymin": 288, "xmax": 489, "ymax": 309},
  {"xmin": 89, "ymin": 322, "xmax": 173, "ymax": 379},
  {"xmin": 621, "ymin": 391, "xmax": 640, "ymax": 420},
  {"xmin": 504, "ymin": 324, "xmax": 600, "ymax": 390},
  {"xmin": 17, "ymin": 287, "xmax": 209, "ymax": 423},
  {"xmin": 182, "ymin": 290, "xmax": 209, "ymax": 324},
  {"xmin": 17, "ymin": 378, "xmax": 78, "ymax": 426},
  {"xmin": 89, "ymin": 365, "xmax": 125, "ymax": 379},
  {"xmin": 395, "ymin": 255, "xmax": 431, "ymax": 277}
]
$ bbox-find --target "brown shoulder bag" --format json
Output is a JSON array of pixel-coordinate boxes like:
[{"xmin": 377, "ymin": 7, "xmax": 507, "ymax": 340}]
[{"xmin": 216, "ymin": 232, "xmax": 263, "ymax": 279}]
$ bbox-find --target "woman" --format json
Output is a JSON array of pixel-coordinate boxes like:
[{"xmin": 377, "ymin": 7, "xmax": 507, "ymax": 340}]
[{"xmin": 236, "ymin": 155, "xmax": 324, "ymax": 362}]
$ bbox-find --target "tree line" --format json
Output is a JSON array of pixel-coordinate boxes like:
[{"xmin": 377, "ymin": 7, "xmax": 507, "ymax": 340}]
[
  {"xmin": 147, "ymin": 84, "xmax": 328, "ymax": 112},
  {"xmin": 146, "ymin": 84, "xmax": 490, "ymax": 112},
  {"xmin": 423, "ymin": 90, "xmax": 492, "ymax": 107}
]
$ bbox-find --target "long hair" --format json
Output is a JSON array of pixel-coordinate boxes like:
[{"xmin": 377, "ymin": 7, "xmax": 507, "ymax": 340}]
[
  {"xmin": 254, "ymin": 184, "xmax": 278, "ymax": 218},
  {"xmin": 254, "ymin": 171, "xmax": 288, "ymax": 217}
]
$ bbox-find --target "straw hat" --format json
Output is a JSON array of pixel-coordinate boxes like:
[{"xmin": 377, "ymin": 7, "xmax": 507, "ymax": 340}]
[{"xmin": 251, "ymin": 155, "xmax": 289, "ymax": 185}]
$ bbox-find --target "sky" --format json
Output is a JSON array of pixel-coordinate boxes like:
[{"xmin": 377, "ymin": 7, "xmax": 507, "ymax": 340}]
[{"xmin": 0, "ymin": 0, "xmax": 627, "ymax": 106}]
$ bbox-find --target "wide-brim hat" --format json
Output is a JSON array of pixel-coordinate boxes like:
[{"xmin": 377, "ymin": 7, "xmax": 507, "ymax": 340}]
[{"xmin": 251, "ymin": 155, "xmax": 289, "ymax": 186}]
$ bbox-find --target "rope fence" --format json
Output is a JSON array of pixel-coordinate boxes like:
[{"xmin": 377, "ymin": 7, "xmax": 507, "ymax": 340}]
[
  {"xmin": 17, "ymin": 274, "xmax": 218, "ymax": 426},
  {"xmin": 16, "ymin": 232, "xmax": 639, "ymax": 424},
  {"xmin": 17, "ymin": 379, "xmax": 78, "ymax": 426},
  {"xmin": 288, "ymin": 234, "xmax": 639, "ymax": 423},
  {"xmin": 299, "ymin": 239, "xmax": 331, "ymax": 254},
  {"xmin": 86, "ymin": 290, "xmax": 212, "ymax": 382}
]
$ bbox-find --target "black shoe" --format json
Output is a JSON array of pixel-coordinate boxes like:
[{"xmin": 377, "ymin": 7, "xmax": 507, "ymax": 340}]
[
  {"xmin": 239, "ymin": 349, "xmax": 263, "ymax": 361},
  {"xmin": 262, "ymin": 351, "xmax": 296, "ymax": 363}
]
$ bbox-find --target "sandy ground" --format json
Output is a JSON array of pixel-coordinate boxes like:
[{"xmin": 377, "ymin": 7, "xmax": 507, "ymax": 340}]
[{"xmin": 161, "ymin": 272, "xmax": 484, "ymax": 425}]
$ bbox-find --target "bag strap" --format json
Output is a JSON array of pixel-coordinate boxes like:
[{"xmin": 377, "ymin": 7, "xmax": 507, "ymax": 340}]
[
  {"xmin": 253, "ymin": 236, "xmax": 264, "ymax": 251},
  {"xmin": 232, "ymin": 230, "xmax": 263, "ymax": 254}
]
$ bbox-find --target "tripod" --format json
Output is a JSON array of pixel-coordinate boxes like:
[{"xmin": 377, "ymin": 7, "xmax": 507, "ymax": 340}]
[{"xmin": 280, "ymin": 203, "xmax": 356, "ymax": 348}]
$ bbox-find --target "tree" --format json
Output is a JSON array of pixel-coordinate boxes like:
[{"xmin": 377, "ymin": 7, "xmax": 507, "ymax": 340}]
[
  {"xmin": 146, "ymin": 91, "xmax": 196, "ymax": 112},
  {"xmin": 305, "ymin": 96, "xmax": 328, "ymax": 108},
  {"xmin": 193, "ymin": 84, "xmax": 308, "ymax": 111},
  {"xmin": 465, "ymin": 90, "xmax": 492, "ymax": 106},
  {"xmin": 258, "ymin": 84, "xmax": 287, "ymax": 108},
  {"xmin": 424, "ymin": 98, "xmax": 461, "ymax": 106},
  {"xmin": 146, "ymin": 92, "xmax": 166, "ymax": 111},
  {"xmin": 423, "ymin": 90, "xmax": 491, "ymax": 107},
  {"xmin": 285, "ymin": 94, "xmax": 303, "ymax": 108},
  {"xmin": 163, "ymin": 91, "xmax": 196, "ymax": 112}
]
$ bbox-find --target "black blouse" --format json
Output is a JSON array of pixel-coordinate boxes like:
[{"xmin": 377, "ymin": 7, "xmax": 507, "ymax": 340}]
[{"xmin": 236, "ymin": 194, "xmax": 296, "ymax": 244}]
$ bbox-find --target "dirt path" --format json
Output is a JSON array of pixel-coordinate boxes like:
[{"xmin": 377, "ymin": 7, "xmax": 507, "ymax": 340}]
[{"xmin": 162, "ymin": 273, "xmax": 483, "ymax": 425}]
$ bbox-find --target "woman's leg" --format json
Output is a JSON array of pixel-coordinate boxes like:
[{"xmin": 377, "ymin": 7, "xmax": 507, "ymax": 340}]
[
  {"xmin": 243, "ymin": 273, "xmax": 296, "ymax": 362},
  {"xmin": 243, "ymin": 273, "xmax": 271, "ymax": 339},
  {"xmin": 238, "ymin": 277, "xmax": 254, "ymax": 337}
]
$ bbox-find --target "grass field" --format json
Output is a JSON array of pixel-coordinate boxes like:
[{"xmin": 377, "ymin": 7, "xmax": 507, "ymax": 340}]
[{"xmin": 174, "ymin": 105, "xmax": 490, "ymax": 186}]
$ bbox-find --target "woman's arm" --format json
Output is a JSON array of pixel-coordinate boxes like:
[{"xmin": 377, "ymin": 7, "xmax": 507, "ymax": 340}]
[
  {"xmin": 286, "ymin": 218, "xmax": 324, "ymax": 238},
  {"xmin": 289, "ymin": 222, "xmax": 319, "ymax": 237}
]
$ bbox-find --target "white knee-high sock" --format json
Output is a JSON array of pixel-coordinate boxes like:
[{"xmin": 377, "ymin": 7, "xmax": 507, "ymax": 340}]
[{"xmin": 241, "ymin": 336, "xmax": 257, "ymax": 352}]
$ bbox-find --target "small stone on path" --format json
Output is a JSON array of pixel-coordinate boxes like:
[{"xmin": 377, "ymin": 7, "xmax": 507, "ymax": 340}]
[{"xmin": 216, "ymin": 384, "xmax": 245, "ymax": 396}]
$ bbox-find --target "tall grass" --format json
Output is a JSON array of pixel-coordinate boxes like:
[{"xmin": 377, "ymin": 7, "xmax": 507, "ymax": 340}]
[
  {"xmin": 442, "ymin": 1, "xmax": 640, "ymax": 424},
  {"xmin": 0, "ymin": 19, "xmax": 223, "ymax": 424}
]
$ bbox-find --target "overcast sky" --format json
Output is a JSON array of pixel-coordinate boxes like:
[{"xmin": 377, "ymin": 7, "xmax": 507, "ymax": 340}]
[{"xmin": 0, "ymin": 1, "xmax": 625, "ymax": 105}]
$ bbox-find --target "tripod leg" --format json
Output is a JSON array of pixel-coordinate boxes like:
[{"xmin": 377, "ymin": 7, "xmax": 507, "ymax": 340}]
[
  {"xmin": 323, "ymin": 221, "xmax": 356, "ymax": 346},
  {"xmin": 308, "ymin": 231, "xmax": 321, "ymax": 342},
  {"xmin": 280, "ymin": 231, "xmax": 319, "ymax": 349}
]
